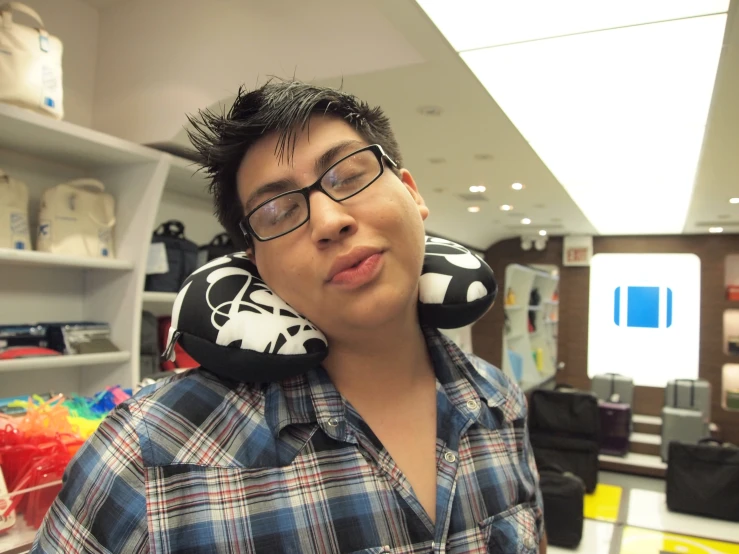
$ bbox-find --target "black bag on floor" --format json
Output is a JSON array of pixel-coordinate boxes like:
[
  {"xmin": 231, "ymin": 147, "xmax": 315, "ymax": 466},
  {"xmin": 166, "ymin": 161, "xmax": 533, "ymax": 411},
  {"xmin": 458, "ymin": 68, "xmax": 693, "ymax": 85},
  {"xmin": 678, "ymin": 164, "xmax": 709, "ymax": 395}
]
[
  {"xmin": 538, "ymin": 464, "xmax": 585, "ymax": 548},
  {"xmin": 145, "ymin": 221, "xmax": 199, "ymax": 292},
  {"xmin": 666, "ymin": 439, "xmax": 739, "ymax": 522},
  {"xmin": 531, "ymin": 433, "xmax": 600, "ymax": 493}
]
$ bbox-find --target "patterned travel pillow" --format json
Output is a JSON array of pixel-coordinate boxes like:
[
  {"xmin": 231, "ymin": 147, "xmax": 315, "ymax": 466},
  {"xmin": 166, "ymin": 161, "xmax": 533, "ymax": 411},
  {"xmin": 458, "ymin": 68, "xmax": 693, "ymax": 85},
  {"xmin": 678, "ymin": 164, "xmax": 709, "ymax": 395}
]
[{"xmin": 163, "ymin": 236, "xmax": 496, "ymax": 382}]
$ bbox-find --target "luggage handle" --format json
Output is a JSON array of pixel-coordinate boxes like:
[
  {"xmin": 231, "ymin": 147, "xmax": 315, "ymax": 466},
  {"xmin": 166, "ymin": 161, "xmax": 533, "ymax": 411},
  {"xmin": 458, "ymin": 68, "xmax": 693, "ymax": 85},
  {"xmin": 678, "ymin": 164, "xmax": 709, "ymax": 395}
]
[
  {"xmin": 209, "ymin": 233, "xmax": 233, "ymax": 247},
  {"xmin": 698, "ymin": 438, "xmax": 722, "ymax": 446},
  {"xmin": 673, "ymin": 379, "xmax": 696, "ymax": 408},
  {"xmin": 154, "ymin": 220, "xmax": 186, "ymax": 239},
  {"xmin": 0, "ymin": 2, "xmax": 46, "ymax": 30}
]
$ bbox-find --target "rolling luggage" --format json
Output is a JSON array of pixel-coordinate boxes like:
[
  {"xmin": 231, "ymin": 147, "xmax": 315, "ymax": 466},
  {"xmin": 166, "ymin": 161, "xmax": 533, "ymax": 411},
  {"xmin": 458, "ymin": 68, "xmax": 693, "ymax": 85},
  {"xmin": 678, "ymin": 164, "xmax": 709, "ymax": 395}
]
[
  {"xmin": 529, "ymin": 386, "xmax": 600, "ymax": 492},
  {"xmin": 531, "ymin": 434, "xmax": 599, "ymax": 493},
  {"xmin": 591, "ymin": 373, "xmax": 634, "ymax": 406},
  {"xmin": 661, "ymin": 406, "xmax": 708, "ymax": 462},
  {"xmin": 665, "ymin": 379, "xmax": 711, "ymax": 423},
  {"xmin": 666, "ymin": 439, "xmax": 739, "ymax": 522},
  {"xmin": 538, "ymin": 464, "xmax": 585, "ymax": 548},
  {"xmin": 598, "ymin": 401, "xmax": 631, "ymax": 456}
]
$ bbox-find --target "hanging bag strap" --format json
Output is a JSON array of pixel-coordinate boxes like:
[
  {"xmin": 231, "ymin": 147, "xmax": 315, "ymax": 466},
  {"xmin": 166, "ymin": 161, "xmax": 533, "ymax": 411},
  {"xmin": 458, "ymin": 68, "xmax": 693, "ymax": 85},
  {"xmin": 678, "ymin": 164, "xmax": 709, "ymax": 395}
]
[
  {"xmin": 154, "ymin": 220, "xmax": 186, "ymax": 239},
  {"xmin": 209, "ymin": 233, "xmax": 232, "ymax": 247},
  {"xmin": 0, "ymin": 2, "xmax": 46, "ymax": 30}
]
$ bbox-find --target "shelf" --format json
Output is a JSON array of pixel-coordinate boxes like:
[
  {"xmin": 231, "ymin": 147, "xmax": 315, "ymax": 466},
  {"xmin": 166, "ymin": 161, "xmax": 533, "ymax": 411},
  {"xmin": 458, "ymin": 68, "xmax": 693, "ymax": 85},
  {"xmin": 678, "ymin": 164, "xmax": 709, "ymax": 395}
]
[
  {"xmin": 0, "ymin": 351, "xmax": 131, "ymax": 374},
  {"xmin": 543, "ymin": 300, "xmax": 559, "ymax": 305},
  {"xmin": 528, "ymin": 306, "xmax": 543, "ymax": 311},
  {"xmin": 143, "ymin": 291, "xmax": 178, "ymax": 304},
  {"xmin": 0, "ymin": 102, "xmax": 161, "ymax": 168},
  {"xmin": 506, "ymin": 333, "xmax": 526, "ymax": 341},
  {"xmin": 504, "ymin": 305, "xmax": 525, "ymax": 311},
  {"xmin": 0, "ymin": 516, "xmax": 38, "ymax": 554},
  {"xmin": 0, "ymin": 249, "xmax": 133, "ymax": 271},
  {"xmin": 520, "ymin": 374, "xmax": 556, "ymax": 393}
]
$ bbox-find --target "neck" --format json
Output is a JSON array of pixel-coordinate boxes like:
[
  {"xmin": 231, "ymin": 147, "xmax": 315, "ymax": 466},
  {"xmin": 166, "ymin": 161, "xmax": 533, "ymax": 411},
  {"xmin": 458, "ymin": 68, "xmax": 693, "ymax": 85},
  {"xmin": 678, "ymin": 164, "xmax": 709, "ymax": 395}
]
[{"xmin": 321, "ymin": 310, "xmax": 435, "ymax": 404}]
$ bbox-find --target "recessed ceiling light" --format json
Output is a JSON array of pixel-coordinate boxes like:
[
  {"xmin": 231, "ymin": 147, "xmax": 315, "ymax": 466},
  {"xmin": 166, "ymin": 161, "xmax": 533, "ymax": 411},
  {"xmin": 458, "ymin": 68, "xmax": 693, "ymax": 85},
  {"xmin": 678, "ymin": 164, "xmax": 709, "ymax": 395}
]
[
  {"xmin": 731, "ymin": 197, "xmax": 739, "ymax": 204},
  {"xmin": 709, "ymin": 227, "xmax": 724, "ymax": 233},
  {"xmin": 521, "ymin": 218, "xmax": 532, "ymax": 225},
  {"xmin": 512, "ymin": 182, "xmax": 524, "ymax": 190},
  {"xmin": 417, "ymin": 105, "xmax": 443, "ymax": 116},
  {"xmin": 500, "ymin": 204, "xmax": 513, "ymax": 211},
  {"xmin": 539, "ymin": 230, "xmax": 547, "ymax": 236},
  {"xmin": 468, "ymin": 206, "xmax": 481, "ymax": 213},
  {"xmin": 469, "ymin": 185, "xmax": 487, "ymax": 193}
]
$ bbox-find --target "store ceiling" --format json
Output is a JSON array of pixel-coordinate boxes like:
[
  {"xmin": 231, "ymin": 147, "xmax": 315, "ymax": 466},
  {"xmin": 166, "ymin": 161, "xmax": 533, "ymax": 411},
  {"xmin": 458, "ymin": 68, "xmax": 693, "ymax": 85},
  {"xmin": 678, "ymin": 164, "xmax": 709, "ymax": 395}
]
[
  {"xmin": 314, "ymin": 0, "xmax": 739, "ymax": 249},
  {"xmin": 112, "ymin": 0, "xmax": 737, "ymax": 250}
]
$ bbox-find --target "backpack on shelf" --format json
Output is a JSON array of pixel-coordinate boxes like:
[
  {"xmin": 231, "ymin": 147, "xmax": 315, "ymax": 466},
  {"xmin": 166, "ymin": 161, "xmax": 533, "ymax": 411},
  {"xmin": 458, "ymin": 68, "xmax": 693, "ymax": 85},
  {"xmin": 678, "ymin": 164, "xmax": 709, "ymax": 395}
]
[
  {"xmin": 145, "ymin": 220, "xmax": 198, "ymax": 292},
  {"xmin": 198, "ymin": 232, "xmax": 237, "ymax": 267}
]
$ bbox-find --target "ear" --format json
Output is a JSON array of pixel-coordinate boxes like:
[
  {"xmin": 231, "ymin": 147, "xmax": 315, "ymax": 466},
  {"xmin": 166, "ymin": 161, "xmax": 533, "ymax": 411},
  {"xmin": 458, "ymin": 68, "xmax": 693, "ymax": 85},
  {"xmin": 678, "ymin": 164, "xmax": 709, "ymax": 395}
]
[{"xmin": 399, "ymin": 169, "xmax": 429, "ymax": 221}]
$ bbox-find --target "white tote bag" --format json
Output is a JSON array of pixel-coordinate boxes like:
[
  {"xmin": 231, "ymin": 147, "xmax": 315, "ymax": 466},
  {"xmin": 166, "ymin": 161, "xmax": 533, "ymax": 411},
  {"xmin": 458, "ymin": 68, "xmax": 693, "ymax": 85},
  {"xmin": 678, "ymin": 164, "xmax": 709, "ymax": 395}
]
[
  {"xmin": 37, "ymin": 179, "xmax": 116, "ymax": 258},
  {"xmin": 0, "ymin": 168, "xmax": 31, "ymax": 250},
  {"xmin": 0, "ymin": 2, "xmax": 64, "ymax": 119}
]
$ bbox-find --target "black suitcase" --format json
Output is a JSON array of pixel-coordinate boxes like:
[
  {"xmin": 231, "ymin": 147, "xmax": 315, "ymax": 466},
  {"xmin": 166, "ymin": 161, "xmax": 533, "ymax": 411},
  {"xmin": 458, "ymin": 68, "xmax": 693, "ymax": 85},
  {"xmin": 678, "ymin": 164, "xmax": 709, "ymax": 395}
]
[
  {"xmin": 538, "ymin": 464, "xmax": 585, "ymax": 548},
  {"xmin": 145, "ymin": 221, "xmax": 199, "ymax": 292},
  {"xmin": 529, "ymin": 386, "xmax": 601, "ymax": 493},
  {"xmin": 531, "ymin": 433, "xmax": 600, "ymax": 493},
  {"xmin": 666, "ymin": 439, "xmax": 739, "ymax": 522}
]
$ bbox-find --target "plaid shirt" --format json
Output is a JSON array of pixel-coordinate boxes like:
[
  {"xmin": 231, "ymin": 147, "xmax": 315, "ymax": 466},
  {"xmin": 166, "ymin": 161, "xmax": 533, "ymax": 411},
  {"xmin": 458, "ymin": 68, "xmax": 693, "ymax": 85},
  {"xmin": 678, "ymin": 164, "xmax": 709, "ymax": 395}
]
[{"xmin": 33, "ymin": 328, "xmax": 543, "ymax": 553}]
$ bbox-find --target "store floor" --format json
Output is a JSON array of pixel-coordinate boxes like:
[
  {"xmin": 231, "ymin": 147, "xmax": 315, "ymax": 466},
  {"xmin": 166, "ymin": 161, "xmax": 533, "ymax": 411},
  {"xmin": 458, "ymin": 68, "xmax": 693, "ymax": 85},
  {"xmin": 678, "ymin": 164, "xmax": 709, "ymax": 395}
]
[{"xmin": 549, "ymin": 471, "xmax": 739, "ymax": 554}]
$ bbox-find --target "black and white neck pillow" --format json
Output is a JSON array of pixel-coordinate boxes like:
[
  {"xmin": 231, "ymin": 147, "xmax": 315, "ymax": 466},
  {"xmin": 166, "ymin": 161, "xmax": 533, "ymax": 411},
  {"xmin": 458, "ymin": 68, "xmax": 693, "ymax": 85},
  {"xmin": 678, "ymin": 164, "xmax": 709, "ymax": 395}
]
[{"xmin": 164, "ymin": 236, "xmax": 497, "ymax": 382}]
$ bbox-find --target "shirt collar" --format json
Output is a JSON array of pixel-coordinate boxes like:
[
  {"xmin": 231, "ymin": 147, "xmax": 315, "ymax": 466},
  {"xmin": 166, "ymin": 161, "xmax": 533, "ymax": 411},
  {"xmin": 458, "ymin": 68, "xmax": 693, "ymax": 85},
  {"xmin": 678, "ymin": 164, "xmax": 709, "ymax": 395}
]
[{"xmin": 265, "ymin": 325, "xmax": 506, "ymax": 438}]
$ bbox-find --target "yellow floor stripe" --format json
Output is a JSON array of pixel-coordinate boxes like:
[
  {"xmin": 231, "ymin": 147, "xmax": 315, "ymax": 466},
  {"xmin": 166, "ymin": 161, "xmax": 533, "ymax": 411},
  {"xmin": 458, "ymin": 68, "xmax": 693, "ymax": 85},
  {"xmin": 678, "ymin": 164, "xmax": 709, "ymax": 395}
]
[
  {"xmin": 584, "ymin": 483, "xmax": 622, "ymax": 523},
  {"xmin": 621, "ymin": 527, "xmax": 739, "ymax": 554}
]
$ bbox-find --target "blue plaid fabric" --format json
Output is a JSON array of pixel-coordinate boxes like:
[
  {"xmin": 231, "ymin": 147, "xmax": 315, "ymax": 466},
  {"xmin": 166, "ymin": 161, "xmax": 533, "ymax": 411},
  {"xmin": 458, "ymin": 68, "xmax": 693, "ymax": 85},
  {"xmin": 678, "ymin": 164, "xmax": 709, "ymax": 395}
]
[{"xmin": 32, "ymin": 327, "xmax": 544, "ymax": 553}]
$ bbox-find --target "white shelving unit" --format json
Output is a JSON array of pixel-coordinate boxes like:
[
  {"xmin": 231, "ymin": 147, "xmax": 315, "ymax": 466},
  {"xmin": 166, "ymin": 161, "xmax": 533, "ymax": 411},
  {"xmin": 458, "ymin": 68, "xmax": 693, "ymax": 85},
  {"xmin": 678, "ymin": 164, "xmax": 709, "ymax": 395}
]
[
  {"xmin": 501, "ymin": 264, "xmax": 559, "ymax": 389},
  {"xmin": 0, "ymin": 102, "xmax": 200, "ymax": 397}
]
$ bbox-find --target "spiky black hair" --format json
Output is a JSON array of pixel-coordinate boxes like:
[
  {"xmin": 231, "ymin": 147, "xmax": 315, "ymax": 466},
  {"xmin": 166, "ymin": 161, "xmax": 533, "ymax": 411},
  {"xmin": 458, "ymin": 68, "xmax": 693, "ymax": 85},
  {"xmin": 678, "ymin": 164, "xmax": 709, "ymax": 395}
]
[{"xmin": 186, "ymin": 78, "xmax": 403, "ymax": 250}]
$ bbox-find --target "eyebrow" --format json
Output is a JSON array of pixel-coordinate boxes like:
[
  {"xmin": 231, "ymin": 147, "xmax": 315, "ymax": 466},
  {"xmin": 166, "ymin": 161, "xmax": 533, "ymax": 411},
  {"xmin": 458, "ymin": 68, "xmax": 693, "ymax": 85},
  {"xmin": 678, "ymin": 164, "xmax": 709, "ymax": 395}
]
[{"xmin": 243, "ymin": 139, "xmax": 365, "ymax": 213}]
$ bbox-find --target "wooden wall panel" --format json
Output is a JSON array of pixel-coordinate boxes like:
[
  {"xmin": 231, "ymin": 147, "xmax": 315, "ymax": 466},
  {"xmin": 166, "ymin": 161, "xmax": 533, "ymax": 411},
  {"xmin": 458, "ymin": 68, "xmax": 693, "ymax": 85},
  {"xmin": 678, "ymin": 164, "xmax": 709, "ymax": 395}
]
[{"xmin": 473, "ymin": 234, "xmax": 739, "ymax": 444}]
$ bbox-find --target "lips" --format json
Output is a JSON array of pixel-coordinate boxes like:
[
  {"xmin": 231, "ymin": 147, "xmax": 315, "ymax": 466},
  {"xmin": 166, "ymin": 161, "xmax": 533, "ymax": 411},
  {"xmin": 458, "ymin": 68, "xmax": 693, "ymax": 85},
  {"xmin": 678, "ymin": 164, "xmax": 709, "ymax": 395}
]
[{"xmin": 327, "ymin": 246, "xmax": 384, "ymax": 283}]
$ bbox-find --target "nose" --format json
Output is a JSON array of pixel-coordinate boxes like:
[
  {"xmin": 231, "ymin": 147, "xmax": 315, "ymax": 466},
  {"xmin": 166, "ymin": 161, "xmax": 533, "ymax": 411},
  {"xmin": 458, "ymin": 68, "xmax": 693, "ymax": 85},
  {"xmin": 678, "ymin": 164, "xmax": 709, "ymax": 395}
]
[{"xmin": 308, "ymin": 189, "xmax": 357, "ymax": 246}]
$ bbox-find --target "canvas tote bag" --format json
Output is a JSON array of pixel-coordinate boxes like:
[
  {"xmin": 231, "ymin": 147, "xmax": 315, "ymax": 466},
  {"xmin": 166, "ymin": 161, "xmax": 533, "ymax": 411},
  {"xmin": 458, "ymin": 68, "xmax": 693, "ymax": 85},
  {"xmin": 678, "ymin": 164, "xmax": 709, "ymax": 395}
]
[
  {"xmin": 37, "ymin": 179, "xmax": 116, "ymax": 258},
  {"xmin": 0, "ymin": 167, "xmax": 31, "ymax": 250},
  {"xmin": 0, "ymin": 2, "xmax": 63, "ymax": 118}
]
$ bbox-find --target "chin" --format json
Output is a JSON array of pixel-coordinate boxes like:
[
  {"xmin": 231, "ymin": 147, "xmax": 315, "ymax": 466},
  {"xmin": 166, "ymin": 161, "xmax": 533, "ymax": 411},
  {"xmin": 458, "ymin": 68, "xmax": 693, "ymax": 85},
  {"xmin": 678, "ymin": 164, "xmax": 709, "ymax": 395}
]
[{"xmin": 336, "ymin": 282, "xmax": 418, "ymax": 330}]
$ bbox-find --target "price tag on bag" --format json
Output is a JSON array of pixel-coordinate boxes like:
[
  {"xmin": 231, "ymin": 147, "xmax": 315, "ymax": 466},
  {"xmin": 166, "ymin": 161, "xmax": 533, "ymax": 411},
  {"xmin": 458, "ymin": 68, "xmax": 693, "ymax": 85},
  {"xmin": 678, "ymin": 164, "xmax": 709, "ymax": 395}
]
[{"xmin": 146, "ymin": 242, "xmax": 169, "ymax": 275}]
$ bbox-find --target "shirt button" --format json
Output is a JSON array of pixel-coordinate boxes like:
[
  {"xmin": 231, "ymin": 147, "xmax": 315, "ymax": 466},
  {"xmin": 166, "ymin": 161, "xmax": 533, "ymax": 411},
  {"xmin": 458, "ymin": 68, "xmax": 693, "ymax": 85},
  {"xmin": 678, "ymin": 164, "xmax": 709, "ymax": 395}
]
[
  {"xmin": 327, "ymin": 417, "xmax": 339, "ymax": 427},
  {"xmin": 466, "ymin": 399, "xmax": 479, "ymax": 411},
  {"xmin": 444, "ymin": 451, "xmax": 456, "ymax": 463}
]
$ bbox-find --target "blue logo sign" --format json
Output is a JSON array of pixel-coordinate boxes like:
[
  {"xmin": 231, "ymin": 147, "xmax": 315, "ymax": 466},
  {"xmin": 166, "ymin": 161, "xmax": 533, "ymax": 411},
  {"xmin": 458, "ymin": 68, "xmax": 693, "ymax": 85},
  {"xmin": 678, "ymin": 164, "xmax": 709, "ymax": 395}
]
[{"xmin": 614, "ymin": 286, "xmax": 673, "ymax": 328}]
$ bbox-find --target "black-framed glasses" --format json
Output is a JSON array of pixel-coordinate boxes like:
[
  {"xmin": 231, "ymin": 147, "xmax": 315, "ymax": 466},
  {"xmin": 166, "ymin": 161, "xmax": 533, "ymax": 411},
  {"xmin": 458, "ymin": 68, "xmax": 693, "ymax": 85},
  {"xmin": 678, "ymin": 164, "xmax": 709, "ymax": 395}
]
[{"xmin": 239, "ymin": 144, "xmax": 398, "ymax": 242}]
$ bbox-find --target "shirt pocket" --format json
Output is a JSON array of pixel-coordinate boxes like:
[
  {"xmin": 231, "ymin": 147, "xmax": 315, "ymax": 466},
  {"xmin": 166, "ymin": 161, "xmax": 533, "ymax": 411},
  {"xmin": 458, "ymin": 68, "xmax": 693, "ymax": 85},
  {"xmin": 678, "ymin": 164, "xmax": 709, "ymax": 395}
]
[{"xmin": 479, "ymin": 503, "xmax": 539, "ymax": 554}]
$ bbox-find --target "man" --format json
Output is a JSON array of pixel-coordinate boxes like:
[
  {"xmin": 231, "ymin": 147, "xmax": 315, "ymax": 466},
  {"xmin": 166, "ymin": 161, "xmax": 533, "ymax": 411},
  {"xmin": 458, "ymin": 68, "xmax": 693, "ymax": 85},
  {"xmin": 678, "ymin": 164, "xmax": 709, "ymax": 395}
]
[{"xmin": 32, "ymin": 80, "xmax": 546, "ymax": 553}]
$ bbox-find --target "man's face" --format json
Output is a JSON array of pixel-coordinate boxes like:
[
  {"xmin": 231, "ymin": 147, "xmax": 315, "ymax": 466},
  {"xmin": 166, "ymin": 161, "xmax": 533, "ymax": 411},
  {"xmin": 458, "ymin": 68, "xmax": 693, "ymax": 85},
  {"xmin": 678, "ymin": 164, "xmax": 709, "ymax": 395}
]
[{"xmin": 236, "ymin": 115, "xmax": 429, "ymax": 338}]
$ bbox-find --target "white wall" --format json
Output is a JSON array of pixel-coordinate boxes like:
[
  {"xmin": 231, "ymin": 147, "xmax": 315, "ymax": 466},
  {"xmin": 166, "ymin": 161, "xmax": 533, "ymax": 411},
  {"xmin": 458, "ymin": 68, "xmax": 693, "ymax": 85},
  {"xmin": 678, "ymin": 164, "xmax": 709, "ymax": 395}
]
[
  {"xmin": 92, "ymin": 0, "xmax": 423, "ymax": 144},
  {"xmin": 15, "ymin": 0, "xmax": 99, "ymax": 127}
]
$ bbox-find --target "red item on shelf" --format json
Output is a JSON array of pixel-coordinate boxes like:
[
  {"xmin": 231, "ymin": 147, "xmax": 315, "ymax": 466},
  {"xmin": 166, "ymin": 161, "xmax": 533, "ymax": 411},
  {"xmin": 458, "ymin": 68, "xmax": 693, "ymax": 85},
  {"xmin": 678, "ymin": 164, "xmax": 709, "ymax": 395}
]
[{"xmin": 728, "ymin": 285, "xmax": 739, "ymax": 302}]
